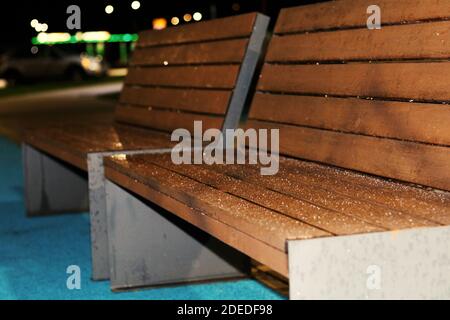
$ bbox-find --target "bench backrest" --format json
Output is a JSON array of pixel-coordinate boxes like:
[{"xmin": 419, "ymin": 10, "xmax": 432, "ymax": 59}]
[
  {"xmin": 247, "ymin": 0, "xmax": 450, "ymax": 191},
  {"xmin": 116, "ymin": 13, "xmax": 268, "ymax": 134}
]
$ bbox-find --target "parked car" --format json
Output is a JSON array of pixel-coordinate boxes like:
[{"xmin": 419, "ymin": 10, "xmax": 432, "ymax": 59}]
[{"xmin": 0, "ymin": 46, "xmax": 108, "ymax": 85}]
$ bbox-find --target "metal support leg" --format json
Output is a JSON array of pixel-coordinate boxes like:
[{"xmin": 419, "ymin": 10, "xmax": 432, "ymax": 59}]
[
  {"xmin": 87, "ymin": 148, "xmax": 172, "ymax": 281},
  {"xmin": 106, "ymin": 180, "xmax": 250, "ymax": 290},
  {"xmin": 22, "ymin": 143, "xmax": 88, "ymax": 216},
  {"xmin": 288, "ymin": 226, "xmax": 450, "ymax": 300},
  {"xmin": 87, "ymin": 153, "xmax": 109, "ymax": 280}
]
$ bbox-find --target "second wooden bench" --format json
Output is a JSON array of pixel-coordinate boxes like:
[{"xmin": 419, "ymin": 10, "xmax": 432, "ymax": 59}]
[{"xmin": 22, "ymin": 13, "xmax": 269, "ymax": 281}]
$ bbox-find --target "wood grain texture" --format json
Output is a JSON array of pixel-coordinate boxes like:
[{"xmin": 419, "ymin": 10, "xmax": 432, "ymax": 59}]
[
  {"xmin": 247, "ymin": 120, "xmax": 450, "ymax": 192},
  {"xmin": 104, "ymin": 150, "xmax": 450, "ymax": 273},
  {"xmin": 117, "ymin": 13, "xmax": 258, "ymax": 132},
  {"xmin": 268, "ymin": 21, "xmax": 450, "ymax": 62},
  {"xmin": 120, "ymin": 86, "xmax": 231, "ymax": 115},
  {"xmin": 115, "ymin": 105, "xmax": 224, "ymax": 133},
  {"xmin": 138, "ymin": 13, "xmax": 256, "ymax": 47},
  {"xmin": 249, "ymin": 93, "xmax": 450, "ymax": 146},
  {"xmin": 104, "ymin": 154, "xmax": 331, "ymax": 252},
  {"xmin": 24, "ymin": 134, "xmax": 88, "ymax": 170},
  {"xmin": 209, "ymin": 162, "xmax": 440, "ymax": 230},
  {"xmin": 24, "ymin": 124, "xmax": 177, "ymax": 170},
  {"xmin": 105, "ymin": 167, "xmax": 289, "ymax": 277},
  {"xmin": 126, "ymin": 65, "xmax": 239, "ymax": 89},
  {"xmin": 278, "ymin": 157, "xmax": 450, "ymax": 225},
  {"xmin": 252, "ymin": 1, "xmax": 450, "ymax": 194},
  {"xmin": 131, "ymin": 39, "xmax": 248, "ymax": 66},
  {"xmin": 258, "ymin": 62, "xmax": 450, "ymax": 101},
  {"xmin": 143, "ymin": 153, "xmax": 384, "ymax": 236},
  {"xmin": 275, "ymin": 0, "xmax": 450, "ymax": 34}
]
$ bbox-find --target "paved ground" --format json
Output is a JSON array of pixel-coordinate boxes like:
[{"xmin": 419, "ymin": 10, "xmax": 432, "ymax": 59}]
[
  {"xmin": 0, "ymin": 82, "xmax": 120, "ymax": 141},
  {"xmin": 0, "ymin": 137, "xmax": 283, "ymax": 300},
  {"xmin": 0, "ymin": 82, "xmax": 121, "ymax": 114}
]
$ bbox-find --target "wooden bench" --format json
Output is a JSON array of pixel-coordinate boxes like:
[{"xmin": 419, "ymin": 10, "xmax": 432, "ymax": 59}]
[
  {"xmin": 22, "ymin": 12, "xmax": 269, "ymax": 281},
  {"xmin": 102, "ymin": 0, "xmax": 450, "ymax": 299}
]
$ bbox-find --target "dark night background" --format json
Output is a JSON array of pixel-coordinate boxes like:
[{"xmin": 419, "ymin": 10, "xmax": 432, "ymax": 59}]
[{"xmin": 0, "ymin": 0, "xmax": 325, "ymax": 52}]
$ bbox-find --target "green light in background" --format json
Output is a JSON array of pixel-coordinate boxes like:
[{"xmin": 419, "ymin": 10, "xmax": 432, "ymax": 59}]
[
  {"xmin": 32, "ymin": 32, "xmax": 139, "ymax": 45},
  {"xmin": 86, "ymin": 43, "xmax": 95, "ymax": 56},
  {"xmin": 96, "ymin": 42, "xmax": 105, "ymax": 57},
  {"xmin": 119, "ymin": 43, "xmax": 129, "ymax": 65},
  {"xmin": 123, "ymin": 34, "xmax": 133, "ymax": 42}
]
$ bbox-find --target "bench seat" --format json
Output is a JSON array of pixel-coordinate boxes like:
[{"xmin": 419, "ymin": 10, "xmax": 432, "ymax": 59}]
[
  {"xmin": 25, "ymin": 123, "xmax": 175, "ymax": 170},
  {"xmin": 101, "ymin": 1, "xmax": 450, "ymax": 298},
  {"xmin": 104, "ymin": 152, "xmax": 450, "ymax": 277}
]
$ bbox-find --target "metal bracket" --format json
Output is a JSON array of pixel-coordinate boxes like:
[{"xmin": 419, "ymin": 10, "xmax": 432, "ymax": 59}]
[
  {"xmin": 222, "ymin": 13, "xmax": 270, "ymax": 131},
  {"xmin": 106, "ymin": 180, "xmax": 249, "ymax": 290},
  {"xmin": 22, "ymin": 143, "xmax": 89, "ymax": 216},
  {"xmin": 87, "ymin": 148, "xmax": 172, "ymax": 280}
]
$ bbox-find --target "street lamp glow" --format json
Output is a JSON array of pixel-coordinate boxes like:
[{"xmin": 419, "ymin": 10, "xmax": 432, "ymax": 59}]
[
  {"xmin": 153, "ymin": 18, "xmax": 167, "ymax": 30},
  {"xmin": 35, "ymin": 23, "xmax": 43, "ymax": 32},
  {"xmin": 131, "ymin": 1, "xmax": 141, "ymax": 10},
  {"xmin": 41, "ymin": 23, "xmax": 48, "ymax": 32},
  {"xmin": 82, "ymin": 31, "xmax": 111, "ymax": 42},
  {"xmin": 171, "ymin": 17, "xmax": 179, "ymax": 25},
  {"xmin": 30, "ymin": 19, "xmax": 39, "ymax": 28},
  {"xmin": 105, "ymin": 5, "xmax": 114, "ymax": 14},
  {"xmin": 183, "ymin": 13, "xmax": 192, "ymax": 22},
  {"xmin": 37, "ymin": 32, "xmax": 71, "ymax": 44},
  {"xmin": 193, "ymin": 12, "xmax": 202, "ymax": 21}
]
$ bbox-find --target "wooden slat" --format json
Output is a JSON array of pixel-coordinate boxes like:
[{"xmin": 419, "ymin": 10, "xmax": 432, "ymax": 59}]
[
  {"xmin": 143, "ymin": 153, "xmax": 384, "ymax": 236},
  {"xmin": 278, "ymin": 157, "xmax": 450, "ymax": 225},
  {"xmin": 131, "ymin": 38, "xmax": 249, "ymax": 66},
  {"xmin": 104, "ymin": 155, "xmax": 331, "ymax": 252},
  {"xmin": 275, "ymin": 0, "xmax": 450, "ymax": 34},
  {"xmin": 247, "ymin": 120, "xmax": 450, "ymax": 192},
  {"xmin": 126, "ymin": 65, "xmax": 239, "ymax": 89},
  {"xmin": 209, "ymin": 162, "xmax": 439, "ymax": 230},
  {"xmin": 138, "ymin": 13, "xmax": 256, "ymax": 47},
  {"xmin": 25, "ymin": 133, "xmax": 88, "ymax": 170},
  {"xmin": 249, "ymin": 93, "xmax": 450, "ymax": 146},
  {"xmin": 115, "ymin": 105, "xmax": 224, "ymax": 133},
  {"xmin": 25, "ymin": 124, "xmax": 177, "ymax": 170},
  {"xmin": 57, "ymin": 124, "xmax": 175, "ymax": 151},
  {"xmin": 268, "ymin": 21, "xmax": 450, "ymax": 62},
  {"xmin": 26, "ymin": 126, "xmax": 96, "ymax": 155},
  {"xmin": 119, "ymin": 86, "xmax": 231, "ymax": 115},
  {"xmin": 24, "ymin": 124, "xmax": 138, "ymax": 161},
  {"xmin": 258, "ymin": 62, "xmax": 450, "ymax": 101},
  {"xmin": 251, "ymin": 264, "xmax": 288, "ymax": 296}
]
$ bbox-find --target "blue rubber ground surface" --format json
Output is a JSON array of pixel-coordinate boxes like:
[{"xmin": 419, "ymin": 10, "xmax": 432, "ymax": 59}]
[{"xmin": 0, "ymin": 137, "xmax": 284, "ymax": 300}]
